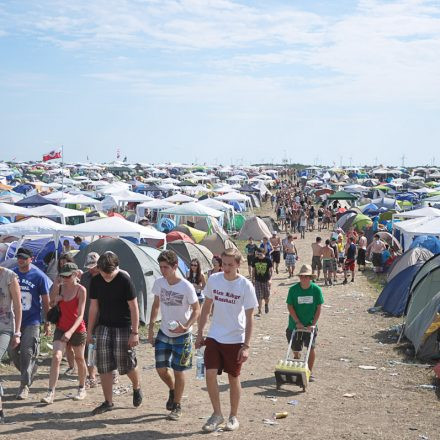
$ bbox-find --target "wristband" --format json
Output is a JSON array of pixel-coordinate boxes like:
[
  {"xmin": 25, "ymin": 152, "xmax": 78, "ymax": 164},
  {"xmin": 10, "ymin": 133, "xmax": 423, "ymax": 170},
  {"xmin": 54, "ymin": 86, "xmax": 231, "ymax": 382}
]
[
  {"xmin": 131, "ymin": 331, "xmax": 139, "ymax": 335},
  {"xmin": 14, "ymin": 332, "xmax": 22, "ymax": 337},
  {"xmin": 242, "ymin": 343, "xmax": 250, "ymax": 349}
]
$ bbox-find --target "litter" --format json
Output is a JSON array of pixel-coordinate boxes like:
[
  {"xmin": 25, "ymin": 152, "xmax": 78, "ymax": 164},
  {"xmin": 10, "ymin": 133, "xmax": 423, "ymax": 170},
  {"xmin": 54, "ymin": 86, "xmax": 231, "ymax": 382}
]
[
  {"xmin": 263, "ymin": 418, "xmax": 278, "ymax": 425},
  {"xmin": 419, "ymin": 435, "xmax": 429, "ymax": 440},
  {"xmin": 287, "ymin": 400, "xmax": 299, "ymax": 406},
  {"xmin": 389, "ymin": 373, "xmax": 398, "ymax": 376},
  {"xmin": 266, "ymin": 396, "xmax": 277, "ymax": 402},
  {"xmin": 263, "ymin": 336, "xmax": 271, "ymax": 341},
  {"xmin": 343, "ymin": 393, "xmax": 356, "ymax": 398},
  {"xmin": 339, "ymin": 358, "xmax": 350, "ymax": 362},
  {"xmin": 358, "ymin": 365, "xmax": 377, "ymax": 370},
  {"xmin": 416, "ymin": 384, "xmax": 437, "ymax": 390},
  {"xmin": 367, "ymin": 306, "xmax": 382, "ymax": 314}
]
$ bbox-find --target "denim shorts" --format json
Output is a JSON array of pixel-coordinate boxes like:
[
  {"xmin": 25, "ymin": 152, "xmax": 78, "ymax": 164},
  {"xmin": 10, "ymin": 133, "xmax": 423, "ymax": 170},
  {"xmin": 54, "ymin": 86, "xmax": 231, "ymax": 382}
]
[{"xmin": 154, "ymin": 329, "xmax": 193, "ymax": 371}]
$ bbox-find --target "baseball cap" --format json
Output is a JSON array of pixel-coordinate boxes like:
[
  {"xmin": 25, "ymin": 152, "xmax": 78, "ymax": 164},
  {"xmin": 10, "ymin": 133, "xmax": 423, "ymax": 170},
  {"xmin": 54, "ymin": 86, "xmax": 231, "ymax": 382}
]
[
  {"xmin": 59, "ymin": 262, "xmax": 78, "ymax": 277},
  {"xmin": 16, "ymin": 247, "xmax": 33, "ymax": 259},
  {"xmin": 84, "ymin": 252, "xmax": 99, "ymax": 269}
]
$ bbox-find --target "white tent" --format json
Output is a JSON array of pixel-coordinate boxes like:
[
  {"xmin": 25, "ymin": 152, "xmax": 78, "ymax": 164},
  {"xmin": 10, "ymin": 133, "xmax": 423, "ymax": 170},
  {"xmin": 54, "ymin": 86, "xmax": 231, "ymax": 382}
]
[
  {"xmin": 215, "ymin": 192, "xmax": 251, "ymax": 202},
  {"xmin": 62, "ymin": 217, "xmax": 165, "ymax": 240},
  {"xmin": 0, "ymin": 217, "xmax": 67, "ymax": 237},
  {"xmin": 28, "ymin": 204, "xmax": 86, "ymax": 225},
  {"xmin": 164, "ymin": 194, "xmax": 197, "ymax": 203},
  {"xmin": 394, "ymin": 207, "xmax": 440, "ymax": 220},
  {"xmin": 0, "ymin": 202, "xmax": 32, "ymax": 217},
  {"xmin": 135, "ymin": 200, "xmax": 175, "ymax": 220},
  {"xmin": 394, "ymin": 216, "xmax": 440, "ymax": 250},
  {"xmin": 159, "ymin": 202, "xmax": 223, "ymax": 219},
  {"xmin": 59, "ymin": 194, "xmax": 102, "ymax": 210},
  {"xmin": 101, "ymin": 190, "xmax": 153, "ymax": 211}
]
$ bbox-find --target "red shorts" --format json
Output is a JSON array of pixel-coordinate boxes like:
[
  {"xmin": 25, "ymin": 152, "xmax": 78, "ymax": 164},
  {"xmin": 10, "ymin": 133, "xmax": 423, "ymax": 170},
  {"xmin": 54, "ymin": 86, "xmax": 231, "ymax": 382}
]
[
  {"xmin": 344, "ymin": 259, "xmax": 355, "ymax": 272},
  {"xmin": 204, "ymin": 338, "xmax": 243, "ymax": 377}
]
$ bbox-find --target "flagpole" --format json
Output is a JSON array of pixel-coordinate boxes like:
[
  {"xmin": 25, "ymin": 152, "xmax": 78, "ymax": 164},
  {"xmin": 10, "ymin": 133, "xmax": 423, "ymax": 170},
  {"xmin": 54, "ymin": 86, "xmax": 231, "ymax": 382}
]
[{"xmin": 61, "ymin": 145, "xmax": 64, "ymax": 198}]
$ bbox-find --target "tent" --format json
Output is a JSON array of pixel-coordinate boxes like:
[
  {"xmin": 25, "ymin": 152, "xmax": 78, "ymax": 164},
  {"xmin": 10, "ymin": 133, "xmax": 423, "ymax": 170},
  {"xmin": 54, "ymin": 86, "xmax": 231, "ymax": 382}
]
[
  {"xmin": 404, "ymin": 264, "xmax": 440, "ymax": 335},
  {"xmin": 15, "ymin": 194, "xmax": 58, "ymax": 207},
  {"xmin": 135, "ymin": 200, "xmax": 175, "ymax": 220},
  {"xmin": 395, "ymin": 206, "xmax": 440, "ymax": 220},
  {"xmin": 260, "ymin": 216, "xmax": 280, "ymax": 233},
  {"xmin": 394, "ymin": 217, "xmax": 440, "ymax": 250},
  {"xmin": 351, "ymin": 214, "xmax": 373, "ymax": 232},
  {"xmin": 237, "ymin": 216, "xmax": 272, "ymax": 241},
  {"xmin": 166, "ymin": 240, "xmax": 214, "ymax": 274},
  {"xmin": 375, "ymin": 231, "xmax": 402, "ymax": 253},
  {"xmin": 61, "ymin": 217, "xmax": 165, "ymax": 240},
  {"xmin": 327, "ymin": 191, "xmax": 358, "ymax": 201},
  {"xmin": 164, "ymin": 194, "xmax": 197, "ymax": 203},
  {"xmin": 375, "ymin": 263, "xmax": 423, "ymax": 316},
  {"xmin": 387, "ymin": 247, "xmax": 433, "ymax": 282},
  {"xmin": 59, "ymin": 194, "xmax": 102, "ymax": 210},
  {"xmin": 28, "ymin": 204, "xmax": 86, "ymax": 225},
  {"xmin": 0, "ymin": 202, "xmax": 32, "ymax": 218},
  {"xmin": 173, "ymin": 224, "xmax": 207, "ymax": 243},
  {"xmin": 75, "ymin": 238, "xmax": 163, "ymax": 325},
  {"xmin": 156, "ymin": 231, "xmax": 194, "ymax": 248},
  {"xmin": 371, "ymin": 197, "xmax": 401, "ymax": 211},
  {"xmin": 404, "ymin": 292, "xmax": 440, "ymax": 361},
  {"xmin": 0, "ymin": 217, "xmax": 67, "ymax": 238},
  {"xmin": 200, "ymin": 232, "xmax": 237, "ymax": 256},
  {"xmin": 409, "ymin": 235, "xmax": 440, "ymax": 255}
]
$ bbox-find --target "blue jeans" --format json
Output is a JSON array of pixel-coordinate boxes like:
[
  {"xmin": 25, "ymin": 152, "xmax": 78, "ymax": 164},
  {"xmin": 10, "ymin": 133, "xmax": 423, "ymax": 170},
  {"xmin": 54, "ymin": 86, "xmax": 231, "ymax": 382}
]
[{"xmin": 8, "ymin": 325, "xmax": 40, "ymax": 387}]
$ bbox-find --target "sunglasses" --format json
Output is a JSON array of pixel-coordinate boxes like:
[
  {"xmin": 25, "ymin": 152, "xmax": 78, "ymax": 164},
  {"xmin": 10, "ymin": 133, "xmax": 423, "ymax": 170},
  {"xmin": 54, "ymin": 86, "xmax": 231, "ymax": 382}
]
[
  {"xmin": 61, "ymin": 274, "xmax": 73, "ymax": 278},
  {"xmin": 190, "ymin": 264, "xmax": 198, "ymax": 267},
  {"xmin": 17, "ymin": 255, "xmax": 31, "ymax": 260}
]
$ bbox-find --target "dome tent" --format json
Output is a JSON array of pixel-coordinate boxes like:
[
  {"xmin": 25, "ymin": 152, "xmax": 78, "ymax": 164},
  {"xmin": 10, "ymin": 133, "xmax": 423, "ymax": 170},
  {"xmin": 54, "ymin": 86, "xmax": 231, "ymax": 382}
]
[
  {"xmin": 200, "ymin": 232, "xmax": 237, "ymax": 256},
  {"xmin": 75, "ymin": 238, "xmax": 165, "ymax": 325},
  {"xmin": 167, "ymin": 240, "xmax": 214, "ymax": 274},
  {"xmin": 237, "ymin": 216, "xmax": 272, "ymax": 241}
]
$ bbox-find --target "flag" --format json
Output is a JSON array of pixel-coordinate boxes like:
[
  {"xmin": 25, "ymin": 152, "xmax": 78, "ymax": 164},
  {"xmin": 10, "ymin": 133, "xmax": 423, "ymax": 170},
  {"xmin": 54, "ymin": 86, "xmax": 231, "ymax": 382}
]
[
  {"xmin": 116, "ymin": 148, "xmax": 121, "ymax": 159},
  {"xmin": 43, "ymin": 149, "xmax": 62, "ymax": 162}
]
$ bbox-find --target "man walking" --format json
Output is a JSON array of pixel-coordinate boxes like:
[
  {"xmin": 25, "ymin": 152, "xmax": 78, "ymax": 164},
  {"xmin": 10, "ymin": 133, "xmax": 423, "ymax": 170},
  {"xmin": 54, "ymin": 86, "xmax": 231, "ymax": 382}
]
[
  {"xmin": 322, "ymin": 240, "xmax": 335, "ymax": 286},
  {"xmin": 286, "ymin": 265, "xmax": 323, "ymax": 381},
  {"xmin": 148, "ymin": 250, "xmax": 200, "ymax": 420},
  {"xmin": 311, "ymin": 237, "xmax": 323, "ymax": 280},
  {"xmin": 252, "ymin": 248, "xmax": 273, "ymax": 316},
  {"xmin": 284, "ymin": 234, "xmax": 298, "ymax": 278},
  {"xmin": 343, "ymin": 237, "xmax": 357, "ymax": 284},
  {"xmin": 11, "ymin": 247, "xmax": 51, "ymax": 400},
  {"xmin": 196, "ymin": 248, "xmax": 257, "ymax": 432},
  {"xmin": 269, "ymin": 232, "xmax": 281, "ymax": 274},
  {"xmin": 87, "ymin": 251, "xmax": 142, "ymax": 415}
]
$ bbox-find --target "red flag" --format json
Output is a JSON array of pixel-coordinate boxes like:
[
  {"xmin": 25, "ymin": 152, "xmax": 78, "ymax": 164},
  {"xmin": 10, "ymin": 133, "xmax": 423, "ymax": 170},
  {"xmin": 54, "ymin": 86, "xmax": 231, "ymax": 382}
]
[{"xmin": 43, "ymin": 150, "xmax": 62, "ymax": 162}]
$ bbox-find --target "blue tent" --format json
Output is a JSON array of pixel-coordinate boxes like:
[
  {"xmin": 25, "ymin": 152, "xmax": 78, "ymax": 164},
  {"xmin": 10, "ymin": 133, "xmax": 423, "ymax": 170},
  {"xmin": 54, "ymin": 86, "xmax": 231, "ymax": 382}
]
[
  {"xmin": 409, "ymin": 235, "xmax": 440, "ymax": 255},
  {"xmin": 15, "ymin": 194, "xmax": 58, "ymax": 207},
  {"xmin": 375, "ymin": 263, "xmax": 423, "ymax": 316},
  {"xmin": 0, "ymin": 216, "xmax": 11, "ymax": 224},
  {"xmin": 13, "ymin": 183, "xmax": 34, "ymax": 195},
  {"xmin": 362, "ymin": 203, "xmax": 379, "ymax": 215}
]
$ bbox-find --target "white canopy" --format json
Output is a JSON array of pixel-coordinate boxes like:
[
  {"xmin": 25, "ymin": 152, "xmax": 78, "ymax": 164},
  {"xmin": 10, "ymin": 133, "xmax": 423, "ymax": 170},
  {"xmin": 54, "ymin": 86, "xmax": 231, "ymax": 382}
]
[
  {"xmin": 214, "ymin": 192, "xmax": 251, "ymax": 202},
  {"xmin": 135, "ymin": 200, "xmax": 175, "ymax": 219},
  {"xmin": 0, "ymin": 202, "xmax": 32, "ymax": 217},
  {"xmin": 159, "ymin": 202, "xmax": 223, "ymax": 218},
  {"xmin": 59, "ymin": 194, "xmax": 102, "ymax": 210},
  {"xmin": 394, "ymin": 216, "xmax": 440, "ymax": 250},
  {"xmin": 0, "ymin": 217, "xmax": 67, "ymax": 237},
  {"xmin": 62, "ymin": 217, "xmax": 165, "ymax": 240},
  {"xmin": 28, "ymin": 204, "xmax": 86, "ymax": 224},
  {"xmin": 395, "ymin": 207, "xmax": 440, "ymax": 219},
  {"xmin": 164, "ymin": 194, "xmax": 197, "ymax": 203},
  {"xmin": 197, "ymin": 198, "xmax": 235, "ymax": 213}
]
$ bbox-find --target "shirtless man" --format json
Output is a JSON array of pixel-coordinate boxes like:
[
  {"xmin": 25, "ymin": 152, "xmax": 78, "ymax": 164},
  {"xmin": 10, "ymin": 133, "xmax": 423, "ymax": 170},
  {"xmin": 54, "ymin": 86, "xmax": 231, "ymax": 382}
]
[
  {"xmin": 369, "ymin": 234, "xmax": 386, "ymax": 273},
  {"xmin": 284, "ymin": 235, "xmax": 298, "ymax": 278},
  {"xmin": 322, "ymin": 239, "xmax": 335, "ymax": 286},
  {"xmin": 269, "ymin": 232, "xmax": 282, "ymax": 275},
  {"xmin": 311, "ymin": 237, "xmax": 323, "ymax": 280}
]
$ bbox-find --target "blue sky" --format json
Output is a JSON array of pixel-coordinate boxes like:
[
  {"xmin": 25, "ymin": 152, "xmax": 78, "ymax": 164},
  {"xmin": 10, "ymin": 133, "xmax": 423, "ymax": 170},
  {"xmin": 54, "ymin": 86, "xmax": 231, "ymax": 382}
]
[{"xmin": 0, "ymin": 0, "xmax": 439, "ymax": 166}]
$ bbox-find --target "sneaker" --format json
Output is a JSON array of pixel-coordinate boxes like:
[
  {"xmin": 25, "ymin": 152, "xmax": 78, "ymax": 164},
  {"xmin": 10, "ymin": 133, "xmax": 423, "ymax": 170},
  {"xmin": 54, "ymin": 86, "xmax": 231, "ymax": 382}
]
[
  {"xmin": 202, "ymin": 413, "xmax": 224, "ymax": 432},
  {"xmin": 40, "ymin": 390, "xmax": 55, "ymax": 404},
  {"xmin": 309, "ymin": 374, "xmax": 316, "ymax": 382},
  {"xmin": 64, "ymin": 367, "xmax": 77, "ymax": 376},
  {"xmin": 92, "ymin": 401, "xmax": 114, "ymax": 415},
  {"xmin": 225, "ymin": 415, "xmax": 240, "ymax": 431},
  {"xmin": 351, "ymin": 278, "xmax": 355, "ymax": 283},
  {"xmin": 112, "ymin": 371, "xmax": 119, "ymax": 385},
  {"xmin": 85, "ymin": 377, "xmax": 97, "ymax": 389},
  {"xmin": 133, "ymin": 388, "xmax": 143, "ymax": 407},
  {"xmin": 167, "ymin": 402, "xmax": 182, "ymax": 421},
  {"xmin": 166, "ymin": 389, "xmax": 175, "ymax": 411},
  {"xmin": 16, "ymin": 385, "xmax": 29, "ymax": 400},
  {"xmin": 265, "ymin": 304, "xmax": 269, "ymax": 314},
  {"xmin": 73, "ymin": 387, "xmax": 86, "ymax": 401}
]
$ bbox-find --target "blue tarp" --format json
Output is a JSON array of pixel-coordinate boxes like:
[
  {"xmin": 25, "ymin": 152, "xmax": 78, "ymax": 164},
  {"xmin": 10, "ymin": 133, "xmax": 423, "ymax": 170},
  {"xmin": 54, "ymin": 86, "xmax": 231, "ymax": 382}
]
[
  {"xmin": 409, "ymin": 235, "xmax": 440, "ymax": 255},
  {"xmin": 375, "ymin": 263, "xmax": 423, "ymax": 316},
  {"xmin": 0, "ymin": 216, "xmax": 11, "ymax": 224}
]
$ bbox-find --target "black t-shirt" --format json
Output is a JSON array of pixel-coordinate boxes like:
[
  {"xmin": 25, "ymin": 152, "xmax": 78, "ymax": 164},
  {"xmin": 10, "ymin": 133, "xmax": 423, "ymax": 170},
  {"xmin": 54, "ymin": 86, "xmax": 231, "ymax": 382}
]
[
  {"xmin": 346, "ymin": 243, "xmax": 357, "ymax": 260},
  {"xmin": 252, "ymin": 257, "xmax": 273, "ymax": 282},
  {"xmin": 90, "ymin": 271, "xmax": 136, "ymax": 328},
  {"xmin": 245, "ymin": 243, "xmax": 258, "ymax": 257}
]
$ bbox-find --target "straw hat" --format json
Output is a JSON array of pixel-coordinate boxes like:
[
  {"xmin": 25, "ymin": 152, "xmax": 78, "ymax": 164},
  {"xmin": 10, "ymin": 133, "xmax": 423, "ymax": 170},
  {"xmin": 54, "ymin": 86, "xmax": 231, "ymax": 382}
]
[{"xmin": 297, "ymin": 264, "xmax": 316, "ymax": 278}]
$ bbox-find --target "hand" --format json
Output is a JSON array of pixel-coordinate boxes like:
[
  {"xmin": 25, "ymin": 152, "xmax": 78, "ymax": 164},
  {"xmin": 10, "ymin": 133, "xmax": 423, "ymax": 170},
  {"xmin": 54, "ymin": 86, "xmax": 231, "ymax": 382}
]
[
  {"xmin": 195, "ymin": 335, "xmax": 205, "ymax": 349},
  {"xmin": 44, "ymin": 322, "xmax": 51, "ymax": 336},
  {"xmin": 11, "ymin": 335, "xmax": 20, "ymax": 349},
  {"xmin": 296, "ymin": 322, "xmax": 305, "ymax": 330},
  {"xmin": 237, "ymin": 346, "xmax": 249, "ymax": 364},
  {"xmin": 147, "ymin": 329, "xmax": 155, "ymax": 347},
  {"xmin": 128, "ymin": 333, "xmax": 139, "ymax": 348},
  {"xmin": 170, "ymin": 322, "xmax": 188, "ymax": 334},
  {"xmin": 62, "ymin": 331, "xmax": 72, "ymax": 342},
  {"xmin": 86, "ymin": 333, "xmax": 94, "ymax": 345}
]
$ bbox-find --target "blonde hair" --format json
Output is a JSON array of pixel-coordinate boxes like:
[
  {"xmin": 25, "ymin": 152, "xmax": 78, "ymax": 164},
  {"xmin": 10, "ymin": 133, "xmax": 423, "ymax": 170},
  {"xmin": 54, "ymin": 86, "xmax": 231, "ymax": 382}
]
[{"xmin": 221, "ymin": 248, "xmax": 242, "ymax": 264}]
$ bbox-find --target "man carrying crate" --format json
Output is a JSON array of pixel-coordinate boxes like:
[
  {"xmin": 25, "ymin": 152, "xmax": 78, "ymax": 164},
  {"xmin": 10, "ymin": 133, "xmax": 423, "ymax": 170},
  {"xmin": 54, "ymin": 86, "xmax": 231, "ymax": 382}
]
[{"xmin": 286, "ymin": 264, "xmax": 324, "ymax": 381}]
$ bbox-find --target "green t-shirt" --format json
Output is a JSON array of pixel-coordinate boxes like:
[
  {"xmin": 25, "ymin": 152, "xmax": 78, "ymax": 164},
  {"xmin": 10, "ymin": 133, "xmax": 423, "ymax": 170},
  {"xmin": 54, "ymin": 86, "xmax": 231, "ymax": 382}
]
[{"xmin": 286, "ymin": 282, "xmax": 324, "ymax": 330}]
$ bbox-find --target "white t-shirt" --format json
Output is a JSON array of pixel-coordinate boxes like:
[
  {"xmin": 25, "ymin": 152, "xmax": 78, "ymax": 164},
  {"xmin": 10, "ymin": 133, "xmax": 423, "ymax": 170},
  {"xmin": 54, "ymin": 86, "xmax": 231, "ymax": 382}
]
[
  {"xmin": 152, "ymin": 277, "xmax": 198, "ymax": 338},
  {"xmin": 203, "ymin": 272, "xmax": 258, "ymax": 344}
]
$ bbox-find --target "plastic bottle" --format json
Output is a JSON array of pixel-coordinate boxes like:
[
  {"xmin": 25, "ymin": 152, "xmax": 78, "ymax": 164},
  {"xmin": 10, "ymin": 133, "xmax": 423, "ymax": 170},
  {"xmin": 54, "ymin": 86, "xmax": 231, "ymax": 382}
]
[
  {"xmin": 168, "ymin": 320, "xmax": 179, "ymax": 331},
  {"xmin": 196, "ymin": 347, "xmax": 205, "ymax": 380},
  {"xmin": 87, "ymin": 337, "xmax": 97, "ymax": 367},
  {"xmin": 273, "ymin": 412, "xmax": 289, "ymax": 419}
]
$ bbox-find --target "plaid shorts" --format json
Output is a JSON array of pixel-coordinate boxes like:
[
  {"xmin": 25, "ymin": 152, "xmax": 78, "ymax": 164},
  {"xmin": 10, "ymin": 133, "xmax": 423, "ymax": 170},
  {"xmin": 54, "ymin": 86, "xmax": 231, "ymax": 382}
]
[
  {"xmin": 254, "ymin": 280, "xmax": 270, "ymax": 301},
  {"xmin": 155, "ymin": 330, "xmax": 193, "ymax": 371},
  {"xmin": 285, "ymin": 253, "xmax": 296, "ymax": 267},
  {"xmin": 95, "ymin": 325, "xmax": 137, "ymax": 375}
]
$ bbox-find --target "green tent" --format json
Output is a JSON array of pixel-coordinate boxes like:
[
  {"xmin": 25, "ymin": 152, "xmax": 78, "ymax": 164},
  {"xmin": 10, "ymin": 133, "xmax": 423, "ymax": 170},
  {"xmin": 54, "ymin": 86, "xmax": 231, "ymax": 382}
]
[
  {"xmin": 351, "ymin": 214, "xmax": 372, "ymax": 231},
  {"xmin": 327, "ymin": 191, "xmax": 358, "ymax": 201}
]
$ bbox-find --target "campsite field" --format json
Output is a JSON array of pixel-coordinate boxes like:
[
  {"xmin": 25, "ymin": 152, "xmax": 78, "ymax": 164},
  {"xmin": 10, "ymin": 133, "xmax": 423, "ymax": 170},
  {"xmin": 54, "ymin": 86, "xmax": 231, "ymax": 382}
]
[{"xmin": 0, "ymin": 203, "xmax": 438, "ymax": 440}]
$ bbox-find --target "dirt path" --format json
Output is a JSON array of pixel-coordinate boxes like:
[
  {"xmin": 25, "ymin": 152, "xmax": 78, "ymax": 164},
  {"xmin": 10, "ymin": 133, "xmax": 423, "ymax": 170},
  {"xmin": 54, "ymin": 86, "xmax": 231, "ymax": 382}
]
[{"xmin": 1, "ymin": 204, "xmax": 438, "ymax": 440}]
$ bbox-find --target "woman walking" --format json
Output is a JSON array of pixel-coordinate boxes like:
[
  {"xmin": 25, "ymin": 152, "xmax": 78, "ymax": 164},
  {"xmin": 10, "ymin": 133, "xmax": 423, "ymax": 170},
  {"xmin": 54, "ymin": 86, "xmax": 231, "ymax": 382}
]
[
  {"xmin": 187, "ymin": 258, "xmax": 206, "ymax": 304},
  {"xmin": 41, "ymin": 262, "xmax": 87, "ymax": 404}
]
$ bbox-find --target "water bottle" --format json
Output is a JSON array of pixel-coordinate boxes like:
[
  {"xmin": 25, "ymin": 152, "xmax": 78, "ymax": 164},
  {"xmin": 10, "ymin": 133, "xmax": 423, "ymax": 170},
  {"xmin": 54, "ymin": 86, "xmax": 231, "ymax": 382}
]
[
  {"xmin": 196, "ymin": 347, "xmax": 205, "ymax": 380},
  {"xmin": 168, "ymin": 321, "xmax": 179, "ymax": 331},
  {"xmin": 87, "ymin": 337, "xmax": 97, "ymax": 367}
]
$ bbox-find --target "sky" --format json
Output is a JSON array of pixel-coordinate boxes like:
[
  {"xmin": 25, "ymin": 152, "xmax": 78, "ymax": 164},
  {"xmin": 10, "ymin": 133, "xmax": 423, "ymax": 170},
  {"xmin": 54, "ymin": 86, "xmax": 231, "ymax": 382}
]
[{"xmin": 0, "ymin": 0, "xmax": 439, "ymax": 166}]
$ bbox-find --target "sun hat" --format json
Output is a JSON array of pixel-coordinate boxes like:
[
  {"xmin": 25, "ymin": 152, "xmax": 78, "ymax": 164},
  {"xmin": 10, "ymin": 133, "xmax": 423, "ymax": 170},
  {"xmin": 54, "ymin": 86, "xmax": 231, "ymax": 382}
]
[
  {"xmin": 84, "ymin": 252, "xmax": 99, "ymax": 269},
  {"xmin": 297, "ymin": 264, "xmax": 316, "ymax": 278},
  {"xmin": 59, "ymin": 262, "xmax": 78, "ymax": 277}
]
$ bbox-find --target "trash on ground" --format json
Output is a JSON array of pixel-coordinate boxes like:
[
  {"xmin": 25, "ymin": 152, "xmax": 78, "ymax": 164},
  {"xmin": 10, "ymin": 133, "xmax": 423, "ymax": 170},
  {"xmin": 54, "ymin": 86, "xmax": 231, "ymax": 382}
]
[
  {"xmin": 343, "ymin": 393, "xmax": 356, "ymax": 398},
  {"xmin": 339, "ymin": 358, "xmax": 350, "ymax": 362},
  {"xmin": 416, "ymin": 384, "xmax": 437, "ymax": 390},
  {"xmin": 359, "ymin": 365, "xmax": 377, "ymax": 370},
  {"xmin": 273, "ymin": 412, "xmax": 288, "ymax": 419},
  {"xmin": 367, "ymin": 306, "xmax": 382, "ymax": 314},
  {"xmin": 287, "ymin": 400, "xmax": 299, "ymax": 406},
  {"xmin": 263, "ymin": 418, "xmax": 278, "ymax": 425},
  {"xmin": 262, "ymin": 336, "xmax": 271, "ymax": 341}
]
